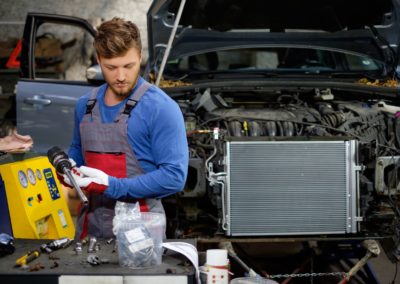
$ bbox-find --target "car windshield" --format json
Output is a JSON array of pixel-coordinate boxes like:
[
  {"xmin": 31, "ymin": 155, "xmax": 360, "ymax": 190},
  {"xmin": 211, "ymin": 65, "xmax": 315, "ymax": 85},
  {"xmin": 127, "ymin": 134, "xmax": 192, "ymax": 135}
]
[{"xmin": 164, "ymin": 47, "xmax": 384, "ymax": 78}]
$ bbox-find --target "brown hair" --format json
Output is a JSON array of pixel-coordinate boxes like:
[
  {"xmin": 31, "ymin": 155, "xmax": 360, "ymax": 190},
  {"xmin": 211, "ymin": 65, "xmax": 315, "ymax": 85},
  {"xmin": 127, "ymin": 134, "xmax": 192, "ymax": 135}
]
[{"xmin": 94, "ymin": 17, "xmax": 142, "ymax": 58}]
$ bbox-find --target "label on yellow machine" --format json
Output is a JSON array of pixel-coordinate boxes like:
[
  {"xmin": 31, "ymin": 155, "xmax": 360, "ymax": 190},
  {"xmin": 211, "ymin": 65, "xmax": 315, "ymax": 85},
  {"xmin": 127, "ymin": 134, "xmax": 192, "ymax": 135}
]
[{"xmin": 0, "ymin": 156, "xmax": 75, "ymax": 239}]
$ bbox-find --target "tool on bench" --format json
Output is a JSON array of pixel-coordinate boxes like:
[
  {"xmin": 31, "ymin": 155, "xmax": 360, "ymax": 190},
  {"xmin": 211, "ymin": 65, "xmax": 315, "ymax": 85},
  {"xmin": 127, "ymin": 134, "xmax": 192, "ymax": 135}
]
[
  {"xmin": 15, "ymin": 250, "xmax": 40, "ymax": 267},
  {"xmin": 40, "ymin": 237, "xmax": 73, "ymax": 254}
]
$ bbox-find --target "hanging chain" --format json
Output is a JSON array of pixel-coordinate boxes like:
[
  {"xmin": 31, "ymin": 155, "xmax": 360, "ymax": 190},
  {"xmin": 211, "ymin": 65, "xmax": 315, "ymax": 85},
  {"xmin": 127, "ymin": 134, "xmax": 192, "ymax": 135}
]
[
  {"xmin": 266, "ymin": 240, "xmax": 379, "ymax": 280},
  {"xmin": 266, "ymin": 271, "xmax": 347, "ymax": 279}
]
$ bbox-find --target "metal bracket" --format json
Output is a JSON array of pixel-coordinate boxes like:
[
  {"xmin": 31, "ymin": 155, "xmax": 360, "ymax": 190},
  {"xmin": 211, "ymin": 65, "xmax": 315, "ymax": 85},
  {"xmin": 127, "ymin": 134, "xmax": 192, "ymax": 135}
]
[{"xmin": 375, "ymin": 156, "xmax": 400, "ymax": 195}]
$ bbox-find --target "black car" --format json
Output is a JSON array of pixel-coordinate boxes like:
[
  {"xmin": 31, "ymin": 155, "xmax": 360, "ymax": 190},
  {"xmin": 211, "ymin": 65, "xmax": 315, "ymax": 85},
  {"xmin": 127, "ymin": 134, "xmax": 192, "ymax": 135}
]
[
  {"xmin": 16, "ymin": 0, "xmax": 400, "ymax": 277},
  {"xmin": 148, "ymin": 0, "xmax": 400, "ymax": 245}
]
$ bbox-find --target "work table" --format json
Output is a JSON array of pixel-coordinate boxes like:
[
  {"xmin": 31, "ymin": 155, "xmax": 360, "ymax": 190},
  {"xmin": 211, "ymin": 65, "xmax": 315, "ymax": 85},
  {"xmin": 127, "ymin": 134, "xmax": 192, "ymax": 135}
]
[{"xmin": 0, "ymin": 238, "xmax": 196, "ymax": 284}]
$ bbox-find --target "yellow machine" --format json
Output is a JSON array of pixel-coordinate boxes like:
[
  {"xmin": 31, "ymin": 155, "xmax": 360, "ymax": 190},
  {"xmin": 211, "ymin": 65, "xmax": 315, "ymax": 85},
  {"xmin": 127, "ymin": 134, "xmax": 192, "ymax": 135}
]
[{"xmin": 0, "ymin": 154, "xmax": 75, "ymax": 239}]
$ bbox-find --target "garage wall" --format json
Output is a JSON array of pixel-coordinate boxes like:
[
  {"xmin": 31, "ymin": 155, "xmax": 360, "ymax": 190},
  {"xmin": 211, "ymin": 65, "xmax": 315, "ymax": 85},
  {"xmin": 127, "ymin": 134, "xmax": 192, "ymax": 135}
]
[{"xmin": 0, "ymin": 0, "xmax": 152, "ymax": 61}]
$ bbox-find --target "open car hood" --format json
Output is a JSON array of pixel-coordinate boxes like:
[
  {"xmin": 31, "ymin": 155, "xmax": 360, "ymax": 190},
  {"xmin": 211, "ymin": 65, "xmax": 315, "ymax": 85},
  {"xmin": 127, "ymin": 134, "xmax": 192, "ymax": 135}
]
[{"xmin": 147, "ymin": 0, "xmax": 400, "ymax": 69}]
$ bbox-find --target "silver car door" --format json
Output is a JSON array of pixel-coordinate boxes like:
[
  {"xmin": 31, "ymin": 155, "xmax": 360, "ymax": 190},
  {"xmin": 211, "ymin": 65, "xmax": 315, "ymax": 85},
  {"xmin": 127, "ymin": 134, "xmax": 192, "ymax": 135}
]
[{"xmin": 16, "ymin": 13, "xmax": 99, "ymax": 154}]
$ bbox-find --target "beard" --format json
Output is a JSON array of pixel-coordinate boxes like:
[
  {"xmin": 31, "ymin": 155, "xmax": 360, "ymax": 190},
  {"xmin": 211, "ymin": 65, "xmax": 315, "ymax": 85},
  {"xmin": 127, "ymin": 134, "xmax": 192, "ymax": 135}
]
[{"xmin": 109, "ymin": 80, "xmax": 136, "ymax": 99}]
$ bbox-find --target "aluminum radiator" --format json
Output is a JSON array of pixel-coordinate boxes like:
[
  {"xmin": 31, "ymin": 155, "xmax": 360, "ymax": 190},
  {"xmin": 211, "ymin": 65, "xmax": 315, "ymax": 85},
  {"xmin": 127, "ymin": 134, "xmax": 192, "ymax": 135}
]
[{"xmin": 225, "ymin": 140, "xmax": 359, "ymax": 236}]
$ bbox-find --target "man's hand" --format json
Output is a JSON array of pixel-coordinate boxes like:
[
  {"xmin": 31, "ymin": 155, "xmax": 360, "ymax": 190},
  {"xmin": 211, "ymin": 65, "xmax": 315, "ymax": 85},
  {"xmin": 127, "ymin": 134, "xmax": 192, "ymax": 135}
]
[{"xmin": 74, "ymin": 166, "xmax": 109, "ymax": 194}]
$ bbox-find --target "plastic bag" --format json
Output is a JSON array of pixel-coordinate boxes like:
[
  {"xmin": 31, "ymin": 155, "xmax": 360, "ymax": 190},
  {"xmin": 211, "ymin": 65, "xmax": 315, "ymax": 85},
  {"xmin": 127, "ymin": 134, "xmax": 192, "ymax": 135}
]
[{"xmin": 112, "ymin": 201, "xmax": 165, "ymax": 268}]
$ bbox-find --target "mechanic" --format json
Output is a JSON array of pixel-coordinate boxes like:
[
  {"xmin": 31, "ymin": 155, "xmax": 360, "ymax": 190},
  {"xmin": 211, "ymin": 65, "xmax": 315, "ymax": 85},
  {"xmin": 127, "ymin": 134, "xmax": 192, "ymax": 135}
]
[{"xmin": 63, "ymin": 17, "xmax": 188, "ymax": 240}]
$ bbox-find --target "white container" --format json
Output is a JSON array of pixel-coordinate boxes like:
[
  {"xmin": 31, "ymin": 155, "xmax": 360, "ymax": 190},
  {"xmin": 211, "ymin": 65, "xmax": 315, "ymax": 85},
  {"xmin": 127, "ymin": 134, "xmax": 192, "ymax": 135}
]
[
  {"xmin": 205, "ymin": 249, "xmax": 229, "ymax": 284},
  {"xmin": 207, "ymin": 249, "xmax": 228, "ymax": 266}
]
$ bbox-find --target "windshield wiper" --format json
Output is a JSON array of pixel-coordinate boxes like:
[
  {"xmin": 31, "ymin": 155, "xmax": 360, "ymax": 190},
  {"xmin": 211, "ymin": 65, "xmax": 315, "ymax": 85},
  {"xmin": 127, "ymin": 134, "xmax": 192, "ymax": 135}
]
[
  {"xmin": 176, "ymin": 70, "xmax": 280, "ymax": 80},
  {"xmin": 329, "ymin": 71, "xmax": 383, "ymax": 80}
]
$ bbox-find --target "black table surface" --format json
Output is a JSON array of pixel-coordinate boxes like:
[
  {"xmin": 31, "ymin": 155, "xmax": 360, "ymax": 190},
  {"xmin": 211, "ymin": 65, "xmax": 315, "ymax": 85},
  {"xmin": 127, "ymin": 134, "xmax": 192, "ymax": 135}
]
[{"xmin": 0, "ymin": 238, "xmax": 196, "ymax": 276}]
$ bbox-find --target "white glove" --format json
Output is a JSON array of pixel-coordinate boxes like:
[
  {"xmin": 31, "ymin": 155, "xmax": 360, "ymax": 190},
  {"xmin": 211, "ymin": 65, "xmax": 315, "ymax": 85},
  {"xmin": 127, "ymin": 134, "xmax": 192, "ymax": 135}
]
[
  {"xmin": 57, "ymin": 158, "xmax": 81, "ymax": 187},
  {"xmin": 62, "ymin": 166, "xmax": 85, "ymax": 187},
  {"xmin": 74, "ymin": 166, "xmax": 109, "ymax": 194}
]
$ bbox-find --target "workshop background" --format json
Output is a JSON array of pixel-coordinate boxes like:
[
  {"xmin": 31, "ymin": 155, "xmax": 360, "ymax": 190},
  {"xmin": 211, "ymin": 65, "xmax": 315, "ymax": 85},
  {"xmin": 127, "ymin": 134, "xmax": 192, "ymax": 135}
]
[
  {"xmin": 0, "ymin": 0, "xmax": 152, "ymax": 58},
  {"xmin": 0, "ymin": 0, "xmax": 398, "ymax": 283},
  {"xmin": 0, "ymin": 0, "xmax": 152, "ymax": 135}
]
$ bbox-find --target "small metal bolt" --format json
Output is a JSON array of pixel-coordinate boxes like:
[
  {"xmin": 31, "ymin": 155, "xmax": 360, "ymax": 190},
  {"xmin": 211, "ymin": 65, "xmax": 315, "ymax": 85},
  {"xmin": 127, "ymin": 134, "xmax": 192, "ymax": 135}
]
[
  {"xmin": 88, "ymin": 237, "xmax": 97, "ymax": 253},
  {"xmin": 74, "ymin": 242, "xmax": 82, "ymax": 254}
]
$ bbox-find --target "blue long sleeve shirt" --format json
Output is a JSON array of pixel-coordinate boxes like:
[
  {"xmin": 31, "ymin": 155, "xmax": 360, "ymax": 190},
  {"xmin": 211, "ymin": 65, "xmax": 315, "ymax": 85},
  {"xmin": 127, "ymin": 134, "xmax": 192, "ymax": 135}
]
[{"xmin": 68, "ymin": 77, "xmax": 188, "ymax": 199}]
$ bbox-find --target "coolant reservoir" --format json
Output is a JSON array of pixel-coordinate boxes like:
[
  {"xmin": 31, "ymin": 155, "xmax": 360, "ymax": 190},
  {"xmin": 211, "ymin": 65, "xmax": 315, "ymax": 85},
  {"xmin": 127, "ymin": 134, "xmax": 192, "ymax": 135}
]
[{"xmin": 185, "ymin": 113, "xmax": 197, "ymax": 131}]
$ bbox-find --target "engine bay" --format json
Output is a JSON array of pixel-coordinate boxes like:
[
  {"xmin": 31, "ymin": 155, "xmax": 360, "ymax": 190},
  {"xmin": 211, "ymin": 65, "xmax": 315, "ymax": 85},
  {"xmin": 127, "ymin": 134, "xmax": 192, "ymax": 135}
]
[{"xmin": 164, "ymin": 86, "xmax": 400, "ymax": 254}]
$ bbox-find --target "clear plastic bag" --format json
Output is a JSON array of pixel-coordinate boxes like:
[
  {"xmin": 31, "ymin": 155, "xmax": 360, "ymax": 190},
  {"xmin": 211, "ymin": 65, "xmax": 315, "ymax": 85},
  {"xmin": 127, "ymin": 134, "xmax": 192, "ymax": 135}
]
[{"xmin": 112, "ymin": 201, "xmax": 165, "ymax": 268}]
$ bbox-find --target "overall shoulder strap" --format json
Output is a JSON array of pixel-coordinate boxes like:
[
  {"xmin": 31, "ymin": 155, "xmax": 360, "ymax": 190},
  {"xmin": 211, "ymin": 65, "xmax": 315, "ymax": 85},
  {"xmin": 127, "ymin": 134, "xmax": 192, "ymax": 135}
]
[
  {"xmin": 116, "ymin": 82, "xmax": 152, "ymax": 123},
  {"xmin": 82, "ymin": 87, "xmax": 100, "ymax": 121}
]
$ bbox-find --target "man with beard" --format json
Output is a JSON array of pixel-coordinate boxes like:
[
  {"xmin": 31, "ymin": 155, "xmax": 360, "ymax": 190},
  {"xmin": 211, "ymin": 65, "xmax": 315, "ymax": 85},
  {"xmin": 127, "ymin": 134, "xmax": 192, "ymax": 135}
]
[{"xmin": 63, "ymin": 17, "xmax": 188, "ymax": 240}]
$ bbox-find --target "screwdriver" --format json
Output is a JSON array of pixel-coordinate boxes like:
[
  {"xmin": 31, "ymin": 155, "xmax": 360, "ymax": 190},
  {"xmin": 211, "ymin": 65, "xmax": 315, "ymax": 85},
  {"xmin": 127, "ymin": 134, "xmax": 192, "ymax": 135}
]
[{"xmin": 15, "ymin": 250, "xmax": 40, "ymax": 267}]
